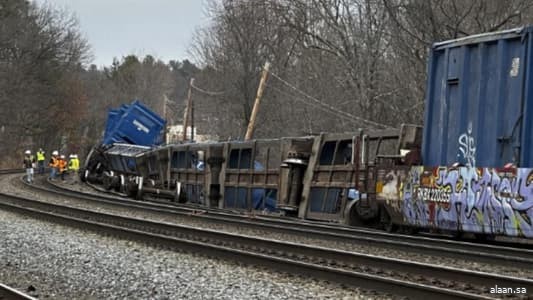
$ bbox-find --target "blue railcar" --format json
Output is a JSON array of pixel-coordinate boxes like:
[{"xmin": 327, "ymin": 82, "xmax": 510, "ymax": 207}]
[
  {"xmin": 103, "ymin": 105, "xmax": 128, "ymax": 142},
  {"xmin": 422, "ymin": 26, "xmax": 533, "ymax": 168},
  {"xmin": 83, "ymin": 100, "xmax": 165, "ymax": 187},
  {"xmin": 103, "ymin": 100, "xmax": 166, "ymax": 146},
  {"xmin": 396, "ymin": 26, "xmax": 533, "ymax": 238}
]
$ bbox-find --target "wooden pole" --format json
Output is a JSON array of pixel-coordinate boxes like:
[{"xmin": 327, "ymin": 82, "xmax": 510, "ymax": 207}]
[
  {"xmin": 183, "ymin": 78, "xmax": 195, "ymax": 141},
  {"xmin": 245, "ymin": 62, "xmax": 270, "ymax": 141},
  {"xmin": 163, "ymin": 94, "xmax": 168, "ymax": 121},
  {"xmin": 163, "ymin": 94, "xmax": 169, "ymax": 143},
  {"xmin": 191, "ymin": 93, "xmax": 195, "ymax": 141}
]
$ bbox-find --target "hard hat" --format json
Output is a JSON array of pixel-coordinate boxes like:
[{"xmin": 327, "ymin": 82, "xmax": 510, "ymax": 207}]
[
  {"xmin": 69, "ymin": 154, "xmax": 74, "ymax": 158},
  {"xmin": 25, "ymin": 150, "xmax": 31, "ymax": 155},
  {"xmin": 52, "ymin": 150, "xmax": 59, "ymax": 156},
  {"xmin": 73, "ymin": 154, "xmax": 78, "ymax": 158},
  {"xmin": 60, "ymin": 155, "xmax": 65, "ymax": 159}
]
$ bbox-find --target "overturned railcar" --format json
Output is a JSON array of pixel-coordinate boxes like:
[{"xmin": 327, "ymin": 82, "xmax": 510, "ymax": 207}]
[
  {"xmin": 220, "ymin": 137, "xmax": 315, "ymax": 213},
  {"xmin": 291, "ymin": 125, "xmax": 422, "ymax": 226},
  {"xmin": 82, "ymin": 100, "xmax": 166, "ymax": 190},
  {"xmin": 82, "ymin": 143, "xmax": 152, "ymax": 199}
]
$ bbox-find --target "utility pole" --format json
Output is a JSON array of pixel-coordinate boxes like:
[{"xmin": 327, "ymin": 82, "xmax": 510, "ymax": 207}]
[
  {"xmin": 163, "ymin": 93, "xmax": 169, "ymax": 143},
  {"xmin": 183, "ymin": 78, "xmax": 195, "ymax": 141},
  {"xmin": 245, "ymin": 61, "xmax": 270, "ymax": 141},
  {"xmin": 191, "ymin": 93, "xmax": 195, "ymax": 141},
  {"xmin": 163, "ymin": 94, "xmax": 168, "ymax": 121}
]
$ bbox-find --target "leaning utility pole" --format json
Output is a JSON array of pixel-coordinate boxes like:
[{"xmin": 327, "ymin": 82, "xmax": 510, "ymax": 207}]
[
  {"xmin": 245, "ymin": 62, "xmax": 270, "ymax": 141},
  {"xmin": 163, "ymin": 93, "xmax": 169, "ymax": 143},
  {"xmin": 183, "ymin": 78, "xmax": 195, "ymax": 141}
]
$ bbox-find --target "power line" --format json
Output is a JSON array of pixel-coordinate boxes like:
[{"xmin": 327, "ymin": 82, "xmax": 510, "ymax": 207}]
[
  {"xmin": 268, "ymin": 71, "xmax": 394, "ymax": 129},
  {"xmin": 268, "ymin": 83, "xmax": 362, "ymax": 125},
  {"xmin": 190, "ymin": 82, "xmax": 226, "ymax": 96}
]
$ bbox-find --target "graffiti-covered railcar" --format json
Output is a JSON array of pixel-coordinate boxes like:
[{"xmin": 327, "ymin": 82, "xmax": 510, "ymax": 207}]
[
  {"xmin": 385, "ymin": 26, "xmax": 533, "ymax": 238},
  {"xmin": 423, "ymin": 26, "xmax": 533, "ymax": 168}
]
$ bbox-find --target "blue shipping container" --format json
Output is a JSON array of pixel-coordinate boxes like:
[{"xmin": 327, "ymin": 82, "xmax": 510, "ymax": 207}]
[
  {"xmin": 103, "ymin": 100, "xmax": 166, "ymax": 146},
  {"xmin": 422, "ymin": 26, "xmax": 533, "ymax": 168},
  {"xmin": 103, "ymin": 104, "xmax": 131, "ymax": 143}
]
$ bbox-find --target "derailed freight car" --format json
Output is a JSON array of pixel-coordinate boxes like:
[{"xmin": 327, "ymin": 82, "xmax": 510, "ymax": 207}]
[
  {"xmin": 88, "ymin": 120, "xmax": 421, "ymax": 228},
  {"xmin": 379, "ymin": 26, "xmax": 533, "ymax": 238},
  {"xmin": 133, "ymin": 142, "xmax": 225, "ymax": 206},
  {"xmin": 127, "ymin": 125, "xmax": 421, "ymax": 227}
]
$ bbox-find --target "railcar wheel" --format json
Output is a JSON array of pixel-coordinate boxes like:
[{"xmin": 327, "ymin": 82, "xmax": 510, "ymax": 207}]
[
  {"xmin": 103, "ymin": 175, "xmax": 112, "ymax": 190},
  {"xmin": 135, "ymin": 177, "xmax": 144, "ymax": 200},
  {"xmin": 115, "ymin": 175, "xmax": 125, "ymax": 193},
  {"xmin": 451, "ymin": 231, "xmax": 463, "ymax": 239},
  {"xmin": 384, "ymin": 220, "xmax": 398, "ymax": 233},
  {"xmin": 79, "ymin": 168, "xmax": 87, "ymax": 182},
  {"xmin": 125, "ymin": 181, "xmax": 137, "ymax": 198},
  {"xmin": 346, "ymin": 206, "xmax": 365, "ymax": 226},
  {"xmin": 474, "ymin": 233, "xmax": 495, "ymax": 241},
  {"xmin": 380, "ymin": 209, "xmax": 398, "ymax": 233},
  {"xmin": 404, "ymin": 226, "xmax": 419, "ymax": 235},
  {"xmin": 136, "ymin": 189, "xmax": 144, "ymax": 200}
]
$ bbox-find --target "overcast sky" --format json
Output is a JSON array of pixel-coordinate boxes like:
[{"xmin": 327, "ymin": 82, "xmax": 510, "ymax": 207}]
[{"xmin": 33, "ymin": 0, "xmax": 209, "ymax": 67}]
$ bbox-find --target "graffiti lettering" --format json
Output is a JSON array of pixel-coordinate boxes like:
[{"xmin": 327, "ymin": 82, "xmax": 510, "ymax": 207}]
[
  {"xmin": 458, "ymin": 122, "xmax": 476, "ymax": 167},
  {"xmin": 417, "ymin": 187, "xmax": 450, "ymax": 203},
  {"xmin": 403, "ymin": 166, "xmax": 533, "ymax": 238}
]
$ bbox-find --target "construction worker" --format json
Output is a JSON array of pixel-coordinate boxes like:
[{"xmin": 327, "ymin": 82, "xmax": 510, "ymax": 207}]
[
  {"xmin": 59, "ymin": 155, "xmax": 67, "ymax": 181},
  {"xmin": 36, "ymin": 148, "xmax": 45, "ymax": 174},
  {"xmin": 23, "ymin": 150, "xmax": 35, "ymax": 183},
  {"xmin": 68, "ymin": 154, "xmax": 80, "ymax": 184},
  {"xmin": 49, "ymin": 151, "xmax": 59, "ymax": 180}
]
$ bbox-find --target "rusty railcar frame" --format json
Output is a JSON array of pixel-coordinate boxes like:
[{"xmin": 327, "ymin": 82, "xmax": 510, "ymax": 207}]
[
  {"xmin": 168, "ymin": 142, "xmax": 225, "ymax": 208},
  {"xmin": 219, "ymin": 139, "xmax": 283, "ymax": 211},
  {"xmin": 297, "ymin": 127, "xmax": 417, "ymax": 223}
]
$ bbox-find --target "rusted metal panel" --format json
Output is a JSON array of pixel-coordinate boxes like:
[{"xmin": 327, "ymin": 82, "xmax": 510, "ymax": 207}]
[
  {"xmin": 168, "ymin": 142, "xmax": 224, "ymax": 207},
  {"xmin": 220, "ymin": 139, "xmax": 283, "ymax": 211},
  {"xmin": 299, "ymin": 132, "xmax": 362, "ymax": 222}
]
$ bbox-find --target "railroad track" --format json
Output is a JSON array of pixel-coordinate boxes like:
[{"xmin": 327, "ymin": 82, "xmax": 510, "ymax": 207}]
[
  {"xmin": 0, "ymin": 283, "xmax": 36, "ymax": 300},
  {"xmin": 0, "ymin": 168, "xmax": 25, "ymax": 175},
  {"xmin": 24, "ymin": 174, "xmax": 533, "ymax": 270},
  {"xmin": 1, "ymin": 189, "xmax": 530, "ymax": 300}
]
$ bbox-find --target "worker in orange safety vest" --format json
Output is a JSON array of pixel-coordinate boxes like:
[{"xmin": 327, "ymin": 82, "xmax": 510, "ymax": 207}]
[
  {"xmin": 58, "ymin": 155, "xmax": 67, "ymax": 181},
  {"xmin": 49, "ymin": 151, "xmax": 59, "ymax": 180}
]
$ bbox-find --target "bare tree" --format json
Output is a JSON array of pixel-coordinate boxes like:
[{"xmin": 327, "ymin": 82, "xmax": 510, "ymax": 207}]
[{"xmin": 0, "ymin": 0, "xmax": 90, "ymax": 166}]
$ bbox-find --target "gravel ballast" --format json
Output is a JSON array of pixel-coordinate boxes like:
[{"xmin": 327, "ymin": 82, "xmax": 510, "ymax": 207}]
[
  {"xmin": 0, "ymin": 209, "xmax": 384, "ymax": 299},
  {"xmin": 2, "ymin": 173, "xmax": 532, "ymax": 284}
]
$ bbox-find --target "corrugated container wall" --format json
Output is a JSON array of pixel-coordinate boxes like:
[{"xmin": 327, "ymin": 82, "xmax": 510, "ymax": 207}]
[
  {"xmin": 422, "ymin": 26, "xmax": 533, "ymax": 168},
  {"xmin": 102, "ymin": 100, "xmax": 166, "ymax": 147}
]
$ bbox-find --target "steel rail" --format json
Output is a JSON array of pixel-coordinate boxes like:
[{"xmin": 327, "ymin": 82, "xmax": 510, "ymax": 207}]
[
  {"xmin": 0, "ymin": 283, "xmax": 37, "ymax": 300},
  {"xmin": 0, "ymin": 192, "xmax": 510, "ymax": 300},
  {"xmin": 23, "ymin": 175, "xmax": 533, "ymax": 269},
  {"xmin": 0, "ymin": 168, "xmax": 25, "ymax": 174}
]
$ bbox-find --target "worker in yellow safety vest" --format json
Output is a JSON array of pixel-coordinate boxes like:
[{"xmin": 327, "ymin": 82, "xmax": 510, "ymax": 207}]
[
  {"xmin": 68, "ymin": 154, "xmax": 80, "ymax": 172},
  {"xmin": 36, "ymin": 148, "xmax": 45, "ymax": 174},
  {"xmin": 68, "ymin": 154, "xmax": 80, "ymax": 183}
]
